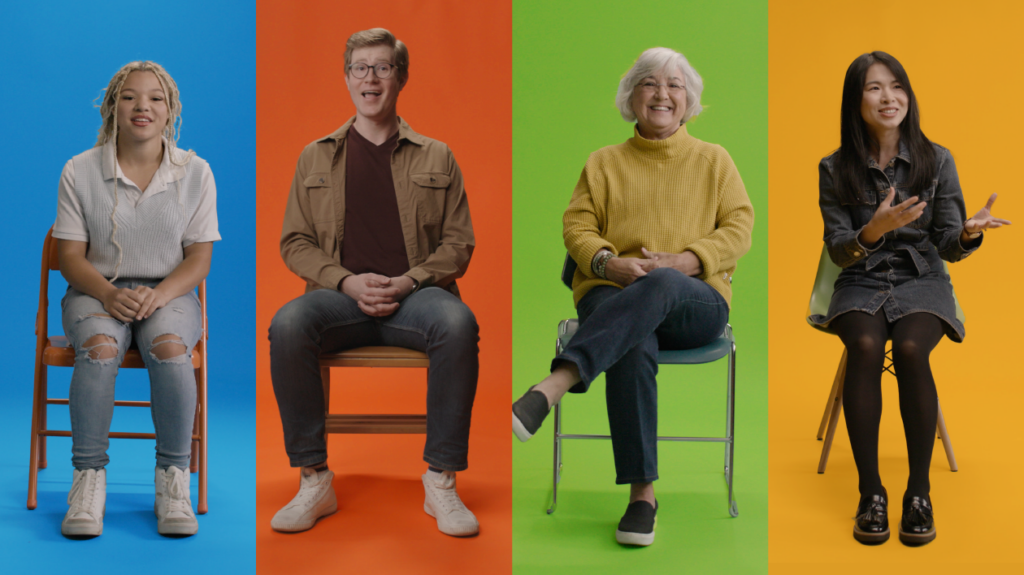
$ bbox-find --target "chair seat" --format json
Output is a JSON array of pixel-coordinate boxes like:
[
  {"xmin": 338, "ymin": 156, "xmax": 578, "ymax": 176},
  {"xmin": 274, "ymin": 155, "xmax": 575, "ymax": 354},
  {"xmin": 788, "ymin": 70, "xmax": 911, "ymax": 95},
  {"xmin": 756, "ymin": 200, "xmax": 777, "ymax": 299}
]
[
  {"xmin": 319, "ymin": 346, "xmax": 429, "ymax": 368},
  {"xmin": 44, "ymin": 336, "xmax": 201, "ymax": 369},
  {"xmin": 557, "ymin": 320, "xmax": 734, "ymax": 365}
]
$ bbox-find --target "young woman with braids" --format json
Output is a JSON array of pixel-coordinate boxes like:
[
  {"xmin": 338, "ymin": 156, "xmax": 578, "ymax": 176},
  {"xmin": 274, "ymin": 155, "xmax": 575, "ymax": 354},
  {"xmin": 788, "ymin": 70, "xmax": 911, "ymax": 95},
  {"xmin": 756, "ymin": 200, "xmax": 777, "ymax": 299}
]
[
  {"xmin": 811, "ymin": 52, "xmax": 1009, "ymax": 546},
  {"xmin": 52, "ymin": 61, "xmax": 219, "ymax": 537}
]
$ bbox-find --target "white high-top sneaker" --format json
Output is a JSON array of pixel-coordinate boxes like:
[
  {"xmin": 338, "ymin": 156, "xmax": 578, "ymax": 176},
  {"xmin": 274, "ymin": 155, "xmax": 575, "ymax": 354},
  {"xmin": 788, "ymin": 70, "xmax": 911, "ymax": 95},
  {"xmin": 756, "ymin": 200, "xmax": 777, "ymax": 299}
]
[
  {"xmin": 271, "ymin": 467, "xmax": 337, "ymax": 533},
  {"xmin": 62, "ymin": 468, "xmax": 106, "ymax": 537},
  {"xmin": 422, "ymin": 470, "xmax": 479, "ymax": 537},
  {"xmin": 154, "ymin": 466, "xmax": 198, "ymax": 536}
]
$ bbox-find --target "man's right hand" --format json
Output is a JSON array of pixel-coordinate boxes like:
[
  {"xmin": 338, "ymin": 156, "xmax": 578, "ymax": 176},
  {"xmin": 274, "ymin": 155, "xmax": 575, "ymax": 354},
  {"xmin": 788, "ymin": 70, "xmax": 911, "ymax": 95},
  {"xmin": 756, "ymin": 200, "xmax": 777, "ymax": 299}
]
[
  {"xmin": 340, "ymin": 274, "xmax": 402, "ymax": 317},
  {"xmin": 604, "ymin": 257, "xmax": 658, "ymax": 287}
]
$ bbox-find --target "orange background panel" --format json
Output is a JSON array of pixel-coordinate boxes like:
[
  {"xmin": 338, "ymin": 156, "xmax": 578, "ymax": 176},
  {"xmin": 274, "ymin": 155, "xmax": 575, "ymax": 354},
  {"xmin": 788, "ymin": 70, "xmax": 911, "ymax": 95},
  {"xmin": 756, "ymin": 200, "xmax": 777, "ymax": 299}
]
[
  {"xmin": 255, "ymin": 2, "xmax": 511, "ymax": 573},
  {"xmin": 768, "ymin": 0, "xmax": 1024, "ymax": 571}
]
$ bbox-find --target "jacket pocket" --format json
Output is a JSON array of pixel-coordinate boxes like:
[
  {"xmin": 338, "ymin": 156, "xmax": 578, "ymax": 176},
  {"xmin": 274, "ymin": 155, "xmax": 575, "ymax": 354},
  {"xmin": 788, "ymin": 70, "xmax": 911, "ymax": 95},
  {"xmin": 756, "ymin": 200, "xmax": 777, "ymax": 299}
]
[
  {"xmin": 897, "ymin": 180, "xmax": 936, "ymax": 230},
  {"xmin": 410, "ymin": 172, "xmax": 449, "ymax": 224},
  {"xmin": 304, "ymin": 172, "xmax": 334, "ymax": 224}
]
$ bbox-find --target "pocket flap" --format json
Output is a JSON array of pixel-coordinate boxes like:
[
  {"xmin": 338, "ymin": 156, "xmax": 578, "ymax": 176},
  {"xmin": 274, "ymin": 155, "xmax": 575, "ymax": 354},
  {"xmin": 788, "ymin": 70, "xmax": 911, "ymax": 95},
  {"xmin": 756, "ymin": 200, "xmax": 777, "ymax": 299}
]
[
  {"xmin": 304, "ymin": 172, "xmax": 331, "ymax": 187},
  {"xmin": 411, "ymin": 173, "xmax": 450, "ymax": 188}
]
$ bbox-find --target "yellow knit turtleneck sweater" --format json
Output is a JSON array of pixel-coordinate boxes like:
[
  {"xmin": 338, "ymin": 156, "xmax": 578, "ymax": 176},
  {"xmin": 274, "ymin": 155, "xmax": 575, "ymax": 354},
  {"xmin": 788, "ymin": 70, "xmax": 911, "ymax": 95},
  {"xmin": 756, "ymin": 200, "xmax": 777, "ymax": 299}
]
[{"xmin": 563, "ymin": 124, "xmax": 754, "ymax": 307}]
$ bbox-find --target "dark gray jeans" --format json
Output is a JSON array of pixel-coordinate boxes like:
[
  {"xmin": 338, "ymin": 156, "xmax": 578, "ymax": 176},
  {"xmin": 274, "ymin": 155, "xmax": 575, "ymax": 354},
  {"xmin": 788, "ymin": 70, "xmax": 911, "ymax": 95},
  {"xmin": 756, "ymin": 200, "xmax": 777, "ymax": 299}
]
[
  {"xmin": 269, "ymin": 287, "xmax": 479, "ymax": 471},
  {"xmin": 553, "ymin": 268, "xmax": 729, "ymax": 484}
]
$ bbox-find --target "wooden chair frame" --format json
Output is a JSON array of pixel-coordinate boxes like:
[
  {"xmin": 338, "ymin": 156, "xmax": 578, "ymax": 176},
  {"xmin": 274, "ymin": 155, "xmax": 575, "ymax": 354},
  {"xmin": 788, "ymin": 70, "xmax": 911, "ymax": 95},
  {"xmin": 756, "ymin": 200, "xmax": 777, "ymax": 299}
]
[
  {"xmin": 319, "ymin": 346, "xmax": 429, "ymax": 440},
  {"xmin": 27, "ymin": 229, "xmax": 209, "ymax": 513}
]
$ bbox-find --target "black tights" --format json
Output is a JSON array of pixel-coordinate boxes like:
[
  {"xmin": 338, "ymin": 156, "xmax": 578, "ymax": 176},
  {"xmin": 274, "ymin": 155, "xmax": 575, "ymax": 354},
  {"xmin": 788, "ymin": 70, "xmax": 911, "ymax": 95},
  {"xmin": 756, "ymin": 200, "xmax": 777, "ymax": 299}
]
[{"xmin": 832, "ymin": 311, "xmax": 944, "ymax": 503}]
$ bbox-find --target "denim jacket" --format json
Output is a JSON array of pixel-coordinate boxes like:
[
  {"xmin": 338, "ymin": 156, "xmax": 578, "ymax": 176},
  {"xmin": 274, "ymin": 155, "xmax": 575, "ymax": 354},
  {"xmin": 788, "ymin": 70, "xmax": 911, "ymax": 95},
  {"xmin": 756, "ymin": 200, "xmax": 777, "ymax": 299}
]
[{"xmin": 819, "ymin": 141, "xmax": 980, "ymax": 272}]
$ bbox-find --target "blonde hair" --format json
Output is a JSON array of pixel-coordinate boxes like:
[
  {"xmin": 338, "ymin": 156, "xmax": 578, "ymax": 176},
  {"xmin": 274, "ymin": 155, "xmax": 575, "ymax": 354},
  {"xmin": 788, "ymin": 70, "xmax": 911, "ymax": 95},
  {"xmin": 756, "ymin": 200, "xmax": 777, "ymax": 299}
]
[
  {"xmin": 344, "ymin": 28, "xmax": 409, "ymax": 81},
  {"xmin": 616, "ymin": 47, "xmax": 704, "ymax": 125},
  {"xmin": 95, "ymin": 61, "xmax": 194, "ymax": 281}
]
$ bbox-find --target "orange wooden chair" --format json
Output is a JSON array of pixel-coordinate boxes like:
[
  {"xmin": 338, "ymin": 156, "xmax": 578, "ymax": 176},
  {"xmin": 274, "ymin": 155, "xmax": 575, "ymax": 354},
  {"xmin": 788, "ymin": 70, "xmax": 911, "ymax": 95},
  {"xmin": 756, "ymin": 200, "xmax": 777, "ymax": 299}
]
[
  {"xmin": 319, "ymin": 347, "xmax": 429, "ymax": 441},
  {"xmin": 27, "ymin": 229, "xmax": 209, "ymax": 513}
]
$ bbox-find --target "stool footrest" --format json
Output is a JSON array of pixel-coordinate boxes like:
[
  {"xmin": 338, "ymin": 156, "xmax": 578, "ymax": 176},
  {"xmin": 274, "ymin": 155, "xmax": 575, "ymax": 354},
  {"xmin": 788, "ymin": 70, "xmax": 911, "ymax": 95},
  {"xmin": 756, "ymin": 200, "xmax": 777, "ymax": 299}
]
[
  {"xmin": 325, "ymin": 414, "xmax": 427, "ymax": 434},
  {"xmin": 39, "ymin": 430, "xmax": 201, "ymax": 440}
]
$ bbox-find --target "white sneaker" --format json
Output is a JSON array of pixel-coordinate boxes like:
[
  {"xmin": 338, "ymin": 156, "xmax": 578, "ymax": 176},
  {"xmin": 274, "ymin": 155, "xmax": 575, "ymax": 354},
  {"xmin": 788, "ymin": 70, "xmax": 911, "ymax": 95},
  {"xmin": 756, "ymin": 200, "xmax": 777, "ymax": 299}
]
[
  {"xmin": 154, "ymin": 466, "xmax": 198, "ymax": 536},
  {"xmin": 62, "ymin": 468, "xmax": 106, "ymax": 537},
  {"xmin": 422, "ymin": 471, "xmax": 479, "ymax": 537},
  {"xmin": 271, "ymin": 467, "xmax": 337, "ymax": 532}
]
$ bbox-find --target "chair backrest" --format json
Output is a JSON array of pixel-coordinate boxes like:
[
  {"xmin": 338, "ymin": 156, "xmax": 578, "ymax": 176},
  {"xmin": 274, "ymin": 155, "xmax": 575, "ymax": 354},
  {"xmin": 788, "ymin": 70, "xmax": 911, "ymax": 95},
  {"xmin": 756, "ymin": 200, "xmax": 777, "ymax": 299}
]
[
  {"xmin": 561, "ymin": 252, "xmax": 577, "ymax": 290},
  {"xmin": 805, "ymin": 244, "xmax": 965, "ymax": 333}
]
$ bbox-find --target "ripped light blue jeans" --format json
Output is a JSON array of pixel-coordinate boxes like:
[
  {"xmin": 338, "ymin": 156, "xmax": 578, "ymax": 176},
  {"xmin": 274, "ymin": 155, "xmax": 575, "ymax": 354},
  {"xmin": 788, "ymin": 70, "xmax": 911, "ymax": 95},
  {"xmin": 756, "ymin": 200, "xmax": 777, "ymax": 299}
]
[{"xmin": 61, "ymin": 280, "xmax": 202, "ymax": 470}]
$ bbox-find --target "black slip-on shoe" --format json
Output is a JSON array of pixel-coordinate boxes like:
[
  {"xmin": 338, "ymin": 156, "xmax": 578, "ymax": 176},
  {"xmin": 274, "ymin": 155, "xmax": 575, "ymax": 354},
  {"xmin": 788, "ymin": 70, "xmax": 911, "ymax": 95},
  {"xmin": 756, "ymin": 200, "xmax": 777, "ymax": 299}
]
[
  {"xmin": 512, "ymin": 385, "xmax": 550, "ymax": 442},
  {"xmin": 616, "ymin": 499, "xmax": 657, "ymax": 546},
  {"xmin": 853, "ymin": 489, "xmax": 890, "ymax": 544},
  {"xmin": 899, "ymin": 496, "xmax": 936, "ymax": 546}
]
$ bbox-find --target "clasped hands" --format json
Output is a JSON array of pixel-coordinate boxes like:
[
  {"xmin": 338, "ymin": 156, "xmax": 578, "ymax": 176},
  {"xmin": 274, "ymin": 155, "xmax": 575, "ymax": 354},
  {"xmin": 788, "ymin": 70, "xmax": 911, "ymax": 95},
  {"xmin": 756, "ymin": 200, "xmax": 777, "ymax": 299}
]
[
  {"xmin": 859, "ymin": 188, "xmax": 1011, "ymax": 246},
  {"xmin": 341, "ymin": 273, "xmax": 417, "ymax": 317},
  {"xmin": 102, "ymin": 285, "xmax": 170, "ymax": 323},
  {"xmin": 603, "ymin": 248, "xmax": 703, "ymax": 287}
]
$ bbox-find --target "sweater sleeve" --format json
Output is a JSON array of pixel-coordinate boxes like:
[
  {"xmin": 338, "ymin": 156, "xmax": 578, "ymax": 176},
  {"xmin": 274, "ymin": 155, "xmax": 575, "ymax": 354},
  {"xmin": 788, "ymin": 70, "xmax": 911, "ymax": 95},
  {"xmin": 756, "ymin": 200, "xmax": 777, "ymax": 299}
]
[
  {"xmin": 685, "ymin": 148, "xmax": 754, "ymax": 278},
  {"xmin": 562, "ymin": 160, "xmax": 617, "ymax": 278}
]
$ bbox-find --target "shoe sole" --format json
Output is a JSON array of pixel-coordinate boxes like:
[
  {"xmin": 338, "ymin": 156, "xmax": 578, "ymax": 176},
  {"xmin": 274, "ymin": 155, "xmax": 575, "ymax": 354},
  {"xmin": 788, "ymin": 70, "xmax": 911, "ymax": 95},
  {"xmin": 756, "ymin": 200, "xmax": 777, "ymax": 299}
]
[
  {"xmin": 898, "ymin": 525, "xmax": 936, "ymax": 545},
  {"xmin": 424, "ymin": 501, "xmax": 479, "ymax": 537},
  {"xmin": 616, "ymin": 516, "xmax": 656, "ymax": 546},
  {"xmin": 62, "ymin": 504, "xmax": 105, "ymax": 537},
  {"xmin": 512, "ymin": 412, "xmax": 534, "ymax": 443},
  {"xmin": 270, "ymin": 501, "xmax": 338, "ymax": 533},
  {"xmin": 853, "ymin": 525, "xmax": 890, "ymax": 544},
  {"xmin": 154, "ymin": 503, "xmax": 200, "ymax": 536}
]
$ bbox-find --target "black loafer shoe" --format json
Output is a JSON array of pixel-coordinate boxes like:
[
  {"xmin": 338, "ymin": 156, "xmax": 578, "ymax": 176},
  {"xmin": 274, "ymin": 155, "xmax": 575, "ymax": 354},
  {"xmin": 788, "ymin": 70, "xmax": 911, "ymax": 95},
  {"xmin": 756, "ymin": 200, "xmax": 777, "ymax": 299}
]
[
  {"xmin": 512, "ymin": 386, "xmax": 550, "ymax": 442},
  {"xmin": 899, "ymin": 496, "xmax": 936, "ymax": 546},
  {"xmin": 853, "ymin": 488, "xmax": 890, "ymax": 544},
  {"xmin": 616, "ymin": 499, "xmax": 657, "ymax": 546}
]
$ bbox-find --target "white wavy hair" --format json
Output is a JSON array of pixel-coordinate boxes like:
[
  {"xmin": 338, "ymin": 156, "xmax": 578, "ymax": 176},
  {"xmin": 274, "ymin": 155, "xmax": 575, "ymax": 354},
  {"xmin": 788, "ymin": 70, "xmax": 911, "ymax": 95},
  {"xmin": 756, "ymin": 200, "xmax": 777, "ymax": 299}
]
[{"xmin": 615, "ymin": 47, "xmax": 703, "ymax": 125}]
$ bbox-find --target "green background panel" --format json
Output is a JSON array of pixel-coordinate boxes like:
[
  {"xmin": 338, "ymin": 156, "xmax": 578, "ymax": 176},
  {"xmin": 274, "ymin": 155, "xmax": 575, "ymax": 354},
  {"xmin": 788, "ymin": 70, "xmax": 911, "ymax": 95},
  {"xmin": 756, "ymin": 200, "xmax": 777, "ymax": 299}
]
[{"xmin": 512, "ymin": 0, "xmax": 768, "ymax": 572}]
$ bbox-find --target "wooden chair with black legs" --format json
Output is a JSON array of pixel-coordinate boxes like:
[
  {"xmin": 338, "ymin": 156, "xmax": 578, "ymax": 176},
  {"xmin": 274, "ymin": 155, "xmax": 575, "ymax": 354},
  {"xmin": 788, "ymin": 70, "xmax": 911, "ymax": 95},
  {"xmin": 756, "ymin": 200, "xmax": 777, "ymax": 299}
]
[
  {"xmin": 806, "ymin": 245, "xmax": 958, "ymax": 474},
  {"xmin": 27, "ymin": 228, "xmax": 209, "ymax": 513}
]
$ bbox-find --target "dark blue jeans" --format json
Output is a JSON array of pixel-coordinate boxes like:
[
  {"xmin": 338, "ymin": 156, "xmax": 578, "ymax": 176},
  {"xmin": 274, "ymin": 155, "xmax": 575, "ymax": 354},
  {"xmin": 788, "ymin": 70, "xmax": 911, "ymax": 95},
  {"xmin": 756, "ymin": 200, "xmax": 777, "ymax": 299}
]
[
  {"xmin": 269, "ymin": 287, "xmax": 479, "ymax": 471},
  {"xmin": 553, "ymin": 268, "xmax": 729, "ymax": 484}
]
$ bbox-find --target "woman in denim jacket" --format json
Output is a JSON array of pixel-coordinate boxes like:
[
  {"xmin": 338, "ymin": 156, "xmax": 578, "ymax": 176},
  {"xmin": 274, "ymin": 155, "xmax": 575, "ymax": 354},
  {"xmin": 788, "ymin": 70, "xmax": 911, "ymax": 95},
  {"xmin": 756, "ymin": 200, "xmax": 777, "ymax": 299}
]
[{"xmin": 811, "ymin": 51, "xmax": 1009, "ymax": 546}]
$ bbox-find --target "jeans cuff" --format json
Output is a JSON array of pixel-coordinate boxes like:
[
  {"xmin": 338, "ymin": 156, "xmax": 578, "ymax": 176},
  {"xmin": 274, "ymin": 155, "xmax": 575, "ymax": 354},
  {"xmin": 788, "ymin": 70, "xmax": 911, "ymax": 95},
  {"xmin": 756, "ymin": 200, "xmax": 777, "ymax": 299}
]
[
  {"xmin": 423, "ymin": 455, "xmax": 467, "ymax": 473},
  {"xmin": 615, "ymin": 474, "xmax": 659, "ymax": 485},
  {"xmin": 288, "ymin": 452, "xmax": 328, "ymax": 468}
]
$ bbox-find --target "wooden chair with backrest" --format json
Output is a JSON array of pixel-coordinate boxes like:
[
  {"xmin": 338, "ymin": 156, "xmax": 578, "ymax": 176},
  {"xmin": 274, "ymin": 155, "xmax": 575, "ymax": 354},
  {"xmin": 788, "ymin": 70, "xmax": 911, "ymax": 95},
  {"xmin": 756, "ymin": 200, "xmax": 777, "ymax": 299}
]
[
  {"xmin": 806, "ymin": 244, "xmax": 959, "ymax": 474},
  {"xmin": 548, "ymin": 254, "xmax": 739, "ymax": 517},
  {"xmin": 28, "ymin": 228, "xmax": 209, "ymax": 513}
]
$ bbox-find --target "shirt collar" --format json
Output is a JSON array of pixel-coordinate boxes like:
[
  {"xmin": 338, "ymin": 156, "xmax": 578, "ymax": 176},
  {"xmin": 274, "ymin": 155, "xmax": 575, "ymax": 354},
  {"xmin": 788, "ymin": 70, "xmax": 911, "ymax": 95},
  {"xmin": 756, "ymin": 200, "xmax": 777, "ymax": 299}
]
[
  {"xmin": 100, "ymin": 137, "xmax": 186, "ymax": 191},
  {"xmin": 867, "ymin": 139, "xmax": 911, "ymax": 169},
  {"xmin": 318, "ymin": 116, "xmax": 427, "ymax": 147}
]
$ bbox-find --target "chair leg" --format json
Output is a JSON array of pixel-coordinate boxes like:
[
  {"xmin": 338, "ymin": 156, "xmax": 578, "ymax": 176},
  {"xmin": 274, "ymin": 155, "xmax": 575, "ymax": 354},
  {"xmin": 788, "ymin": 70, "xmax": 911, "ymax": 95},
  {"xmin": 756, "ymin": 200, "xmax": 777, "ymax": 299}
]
[
  {"xmin": 817, "ymin": 353, "xmax": 844, "ymax": 441},
  {"xmin": 937, "ymin": 400, "xmax": 958, "ymax": 472},
  {"xmin": 197, "ymin": 360, "xmax": 208, "ymax": 515},
  {"xmin": 818, "ymin": 350, "xmax": 847, "ymax": 474},
  {"xmin": 190, "ymin": 368, "xmax": 200, "ymax": 474},
  {"xmin": 725, "ymin": 343, "xmax": 738, "ymax": 518},
  {"xmin": 38, "ymin": 367, "xmax": 48, "ymax": 469},
  {"xmin": 27, "ymin": 363, "xmax": 44, "ymax": 510},
  {"xmin": 321, "ymin": 366, "xmax": 331, "ymax": 452},
  {"xmin": 547, "ymin": 401, "xmax": 562, "ymax": 515}
]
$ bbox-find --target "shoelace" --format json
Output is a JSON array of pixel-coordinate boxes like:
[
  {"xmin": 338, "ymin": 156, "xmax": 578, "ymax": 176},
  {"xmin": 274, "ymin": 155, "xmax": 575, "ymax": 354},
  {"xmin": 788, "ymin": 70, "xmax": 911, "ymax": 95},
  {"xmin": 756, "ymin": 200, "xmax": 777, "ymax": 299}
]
[
  {"xmin": 68, "ymin": 471, "xmax": 99, "ymax": 517},
  {"xmin": 430, "ymin": 480, "xmax": 467, "ymax": 515},
  {"xmin": 286, "ymin": 474, "xmax": 325, "ymax": 509},
  {"xmin": 165, "ymin": 470, "xmax": 193, "ymax": 516}
]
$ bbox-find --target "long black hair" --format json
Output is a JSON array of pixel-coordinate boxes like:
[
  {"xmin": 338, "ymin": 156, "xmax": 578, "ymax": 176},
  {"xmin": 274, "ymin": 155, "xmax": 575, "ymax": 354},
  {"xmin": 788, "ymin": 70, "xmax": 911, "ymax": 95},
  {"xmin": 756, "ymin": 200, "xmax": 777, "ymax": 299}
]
[{"xmin": 835, "ymin": 51, "xmax": 935, "ymax": 204}]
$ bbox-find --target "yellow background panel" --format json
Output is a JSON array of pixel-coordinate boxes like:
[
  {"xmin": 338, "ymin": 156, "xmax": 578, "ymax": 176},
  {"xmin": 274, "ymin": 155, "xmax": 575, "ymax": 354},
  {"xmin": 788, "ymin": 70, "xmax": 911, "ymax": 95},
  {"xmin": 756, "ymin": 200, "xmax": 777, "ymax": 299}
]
[{"xmin": 768, "ymin": 0, "xmax": 1024, "ymax": 571}]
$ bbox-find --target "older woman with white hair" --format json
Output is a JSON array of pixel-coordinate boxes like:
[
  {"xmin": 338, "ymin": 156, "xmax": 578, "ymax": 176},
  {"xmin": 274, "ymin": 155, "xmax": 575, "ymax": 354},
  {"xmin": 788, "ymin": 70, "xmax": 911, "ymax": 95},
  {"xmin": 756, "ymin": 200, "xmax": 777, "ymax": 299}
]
[{"xmin": 512, "ymin": 47, "xmax": 754, "ymax": 546}]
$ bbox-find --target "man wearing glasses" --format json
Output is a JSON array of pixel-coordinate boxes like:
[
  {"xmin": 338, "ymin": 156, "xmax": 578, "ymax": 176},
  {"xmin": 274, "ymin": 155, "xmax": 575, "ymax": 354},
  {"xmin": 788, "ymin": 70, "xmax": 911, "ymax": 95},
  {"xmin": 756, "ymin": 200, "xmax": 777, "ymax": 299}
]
[{"xmin": 269, "ymin": 28, "xmax": 479, "ymax": 537}]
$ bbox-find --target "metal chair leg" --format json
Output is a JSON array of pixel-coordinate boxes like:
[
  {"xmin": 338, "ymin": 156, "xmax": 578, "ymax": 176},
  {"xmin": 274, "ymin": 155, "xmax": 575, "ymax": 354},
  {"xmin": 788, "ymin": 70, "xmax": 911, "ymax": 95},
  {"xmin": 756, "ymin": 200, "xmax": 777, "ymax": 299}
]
[
  {"xmin": 937, "ymin": 400, "xmax": 958, "ymax": 472},
  {"xmin": 547, "ymin": 401, "xmax": 562, "ymax": 515},
  {"xmin": 818, "ymin": 350, "xmax": 847, "ymax": 474},
  {"xmin": 726, "ymin": 343, "xmax": 738, "ymax": 518}
]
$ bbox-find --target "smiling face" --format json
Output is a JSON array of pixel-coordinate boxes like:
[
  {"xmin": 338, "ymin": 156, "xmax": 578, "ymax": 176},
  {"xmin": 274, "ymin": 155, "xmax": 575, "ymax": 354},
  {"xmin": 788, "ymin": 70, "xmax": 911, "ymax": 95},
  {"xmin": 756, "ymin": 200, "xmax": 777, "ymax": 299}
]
[
  {"xmin": 860, "ymin": 62, "xmax": 908, "ymax": 138},
  {"xmin": 345, "ymin": 44, "xmax": 405, "ymax": 125},
  {"xmin": 115, "ymin": 70, "xmax": 169, "ymax": 145},
  {"xmin": 631, "ymin": 67, "xmax": 687, "ymax": 140}
]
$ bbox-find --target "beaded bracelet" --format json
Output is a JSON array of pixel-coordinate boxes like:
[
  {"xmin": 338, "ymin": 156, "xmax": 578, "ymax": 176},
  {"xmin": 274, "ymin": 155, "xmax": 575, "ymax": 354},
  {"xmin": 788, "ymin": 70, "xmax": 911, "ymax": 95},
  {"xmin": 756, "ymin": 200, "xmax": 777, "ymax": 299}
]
[{"xmin": 592, "ymin": 251, "xmax": 614, "ymax": 279}]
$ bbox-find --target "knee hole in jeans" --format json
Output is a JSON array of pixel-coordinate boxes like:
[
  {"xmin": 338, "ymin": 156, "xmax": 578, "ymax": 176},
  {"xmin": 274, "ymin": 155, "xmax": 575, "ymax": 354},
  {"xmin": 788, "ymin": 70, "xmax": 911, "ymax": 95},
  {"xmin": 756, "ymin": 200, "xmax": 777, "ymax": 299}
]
[
  {"xmin": 83, "ymin": 333, "xmax": 119, "ymax": 361},
  {"xmin": 151, "ymin": 334, "xmax": 188, "ymax": 362}
]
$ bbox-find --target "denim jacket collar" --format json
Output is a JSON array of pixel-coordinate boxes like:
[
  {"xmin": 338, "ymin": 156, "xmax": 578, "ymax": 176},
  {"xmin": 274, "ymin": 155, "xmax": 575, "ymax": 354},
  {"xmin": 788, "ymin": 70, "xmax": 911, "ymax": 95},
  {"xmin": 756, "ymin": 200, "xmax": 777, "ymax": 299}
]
[{"xmin": 866, "ymin": 139, "xmax": 911, "ymax": 170}]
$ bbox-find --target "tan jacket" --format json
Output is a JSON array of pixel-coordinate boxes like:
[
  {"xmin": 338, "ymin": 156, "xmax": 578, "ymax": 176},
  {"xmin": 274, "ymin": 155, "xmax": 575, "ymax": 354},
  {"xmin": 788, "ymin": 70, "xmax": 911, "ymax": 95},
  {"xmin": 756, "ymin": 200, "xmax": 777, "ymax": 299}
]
[{"xmin": 280, "ymin": 117, "xmax": 475, "ymax": 297}]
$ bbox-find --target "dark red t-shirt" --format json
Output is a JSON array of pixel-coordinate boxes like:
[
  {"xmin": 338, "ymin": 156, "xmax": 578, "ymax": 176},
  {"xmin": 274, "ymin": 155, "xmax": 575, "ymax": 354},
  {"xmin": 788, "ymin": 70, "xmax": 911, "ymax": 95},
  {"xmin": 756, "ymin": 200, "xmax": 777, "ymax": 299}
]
[{"xmin": 340, "ymin": 126, "xmax": 410, "ymax": 278}]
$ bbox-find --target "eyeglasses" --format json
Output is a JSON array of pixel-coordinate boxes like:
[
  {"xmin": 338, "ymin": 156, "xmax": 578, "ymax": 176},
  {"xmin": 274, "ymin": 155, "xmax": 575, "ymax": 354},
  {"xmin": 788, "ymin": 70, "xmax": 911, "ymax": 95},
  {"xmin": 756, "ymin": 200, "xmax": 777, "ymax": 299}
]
[
  {"xmin": 635, "ymin": 81, "xmax": 685, "ymax": 95},
  {"xmin": 348, "ymin": 62, "xmax": 397, "ymax": 79}
]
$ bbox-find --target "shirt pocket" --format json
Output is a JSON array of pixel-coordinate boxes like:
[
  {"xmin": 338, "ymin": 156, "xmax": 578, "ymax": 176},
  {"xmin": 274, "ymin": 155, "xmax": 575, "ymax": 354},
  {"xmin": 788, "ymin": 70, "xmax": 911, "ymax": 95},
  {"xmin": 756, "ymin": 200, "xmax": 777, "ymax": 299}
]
[
  {"xmin": 303, "ymin": 172, "xmax": 334, "ymax": 224},
  {"xmin": 841, "ymin": 187, "xmax": 879, "ymax": 229},
  {"xmin": 409, "ymin": 172, "xmax": 449, "ymax": 224},
  {"xmin": 895, "ymin": 179, "xmax": 936, "ymax": 230}
]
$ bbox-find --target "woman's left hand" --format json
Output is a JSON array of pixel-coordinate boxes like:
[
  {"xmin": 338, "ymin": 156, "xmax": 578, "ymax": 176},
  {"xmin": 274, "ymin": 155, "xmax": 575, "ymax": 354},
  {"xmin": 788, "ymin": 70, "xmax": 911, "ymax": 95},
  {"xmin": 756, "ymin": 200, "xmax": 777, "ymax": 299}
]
[
  {"xmin": 132, "ymin": 285, "xmax": 172, "ymax": 320},
  {"xmin": 641, "ymin": 248, "xmax": 703, "ymax": 277},
  {"xmin": 963, "ymin": 193, "xmax": 1012, "ymax": 240}
]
